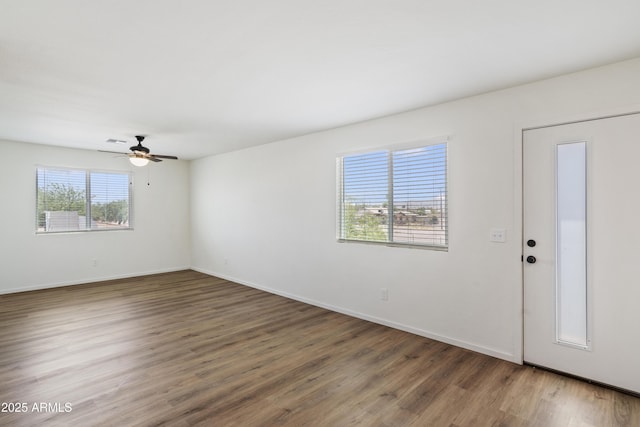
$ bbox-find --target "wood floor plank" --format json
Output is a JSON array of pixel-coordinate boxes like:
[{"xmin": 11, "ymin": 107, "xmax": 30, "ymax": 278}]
[{"xmin": 1, "ymin": 270, "xmax": 638, "ymax": 426}]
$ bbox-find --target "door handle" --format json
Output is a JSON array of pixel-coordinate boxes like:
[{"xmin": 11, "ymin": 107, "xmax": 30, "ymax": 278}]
[{"xmin": 526, "ymin": 256, "xmax": 536, "ymax": 264}]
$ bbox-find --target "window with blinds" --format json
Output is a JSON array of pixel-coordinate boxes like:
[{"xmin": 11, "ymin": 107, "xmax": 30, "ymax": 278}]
[
  {"xmin": 337, "ymin": 140, "xmax": 447, "ymax": 249},
  {"xmin": 36, "ymin": 167, "xmax": 132, "ymax": 233}
]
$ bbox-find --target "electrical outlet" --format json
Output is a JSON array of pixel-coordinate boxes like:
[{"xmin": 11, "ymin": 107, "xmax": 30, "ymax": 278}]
[
  {"xmin": 380, "ymin": 288, "xmax": 388, "ymax": 301},
  {"xmin": 92, "ymin": 259, "xmax": 98, "ymax": 267}
]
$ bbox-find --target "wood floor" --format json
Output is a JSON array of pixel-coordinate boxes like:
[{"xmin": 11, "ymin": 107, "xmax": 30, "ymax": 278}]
[{"xmin": 1, "ymin": 270, "xmax": 638, "ymax": 426}]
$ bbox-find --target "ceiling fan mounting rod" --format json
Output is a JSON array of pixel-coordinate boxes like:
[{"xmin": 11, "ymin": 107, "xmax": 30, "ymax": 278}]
[{"xmin": 131, "ymin": 135, "xmax": 150, "ymax": 153}]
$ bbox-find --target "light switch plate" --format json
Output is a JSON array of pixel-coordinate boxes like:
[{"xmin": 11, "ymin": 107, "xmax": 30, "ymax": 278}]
[{"xmin": 490, "ymin": 228, "xmax": 506, "ymax": 242}]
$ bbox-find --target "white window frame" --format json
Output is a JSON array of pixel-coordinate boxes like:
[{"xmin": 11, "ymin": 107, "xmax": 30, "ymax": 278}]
[
  {"xmin": 336, "ymin": 138, "xmax": 448, "ymax": 250},
  {"xmin": 36, "ymin": 166, "xmax": 133, "ymax": 234}
]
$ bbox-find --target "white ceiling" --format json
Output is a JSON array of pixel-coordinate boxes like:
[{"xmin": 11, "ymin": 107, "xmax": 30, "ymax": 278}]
[{"xmin": 1, "ymin": 1, "xmax": 640, "ymax": 160}]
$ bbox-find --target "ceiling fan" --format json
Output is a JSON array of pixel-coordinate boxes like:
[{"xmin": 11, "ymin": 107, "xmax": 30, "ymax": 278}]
[{"xmin": 100, "ymin": 135, "xmax": 178, "ymax": 167}]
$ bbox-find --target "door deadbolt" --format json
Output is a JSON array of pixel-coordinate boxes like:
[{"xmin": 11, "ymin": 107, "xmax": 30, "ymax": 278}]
[{"xmin": 527, "ymin": 239, "xmax": 536, "ymax": 247}]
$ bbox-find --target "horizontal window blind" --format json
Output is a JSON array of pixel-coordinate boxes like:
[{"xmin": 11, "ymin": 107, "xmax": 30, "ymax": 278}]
[
  {"xmin": 392, "ymin": 144, "xmax": 447, "ymax": 246},
  {"xmin": 90, "ymin": 172, "xmax": 131, "ymax": 229},
  {"xmin": 337, "ymin": 141, "xmax": 447, "ymax": 249},
  {"xmin": 340, "ymin": 151, "xmax": 389, "ymax": 242},
  {"xmin": 36, "ymin": 167, "xmax": 132, "ymax": 233}
]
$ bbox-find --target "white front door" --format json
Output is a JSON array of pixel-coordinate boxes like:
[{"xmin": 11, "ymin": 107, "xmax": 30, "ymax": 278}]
[{"xmin": 523, "ymin": 113, "xmax": 640, "ymax": 394}]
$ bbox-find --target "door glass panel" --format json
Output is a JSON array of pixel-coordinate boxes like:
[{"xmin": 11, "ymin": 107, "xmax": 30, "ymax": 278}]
[{"xmin": 556, "ymin": 142, "xmax": 588, "ymax": 348}]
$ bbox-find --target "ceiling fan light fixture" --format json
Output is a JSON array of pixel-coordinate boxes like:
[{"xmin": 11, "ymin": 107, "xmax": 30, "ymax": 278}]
[{"xmin": 129, "ymin": 156, "xmax": 149, "ymax": 167}]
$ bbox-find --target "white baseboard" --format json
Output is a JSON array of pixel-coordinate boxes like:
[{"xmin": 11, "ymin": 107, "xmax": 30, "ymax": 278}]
[
  {"xmin": 191, "ymin": 266, "xmax": 519, "ymax": 364},
  {"xmin": 0, "ymin": 266, "xmax": 191, "ymax": 295}
]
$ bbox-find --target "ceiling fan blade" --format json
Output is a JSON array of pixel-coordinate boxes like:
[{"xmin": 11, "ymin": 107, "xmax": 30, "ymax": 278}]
[
  {"xmin": 98, "ymin": 149, "xmax": 127, "ymax": 155},
  {"xmin": 151, "ymin": 154, "xmax": 178, "ymax": 160},
  {"xmin": 148, "ymin": 156, "xmax": 163, "ymax": 162}
]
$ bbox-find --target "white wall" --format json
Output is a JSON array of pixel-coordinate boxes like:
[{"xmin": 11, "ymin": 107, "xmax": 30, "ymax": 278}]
[
  {"xmin": 0, "ymin": 140, "xmax": 191, "ymax": 293},
  {"xmin": 191, "ymin": 57, "xmax": 640, "ymax": 362}
]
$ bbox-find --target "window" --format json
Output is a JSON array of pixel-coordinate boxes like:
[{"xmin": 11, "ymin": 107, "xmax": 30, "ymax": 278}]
[
  {"xmin": 337, "ymin": 140, "xmax": 447, "ymax": 249},
  {"xmin": 36, "ymin": 167, "xmax": 132, "ymax": 233}
]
